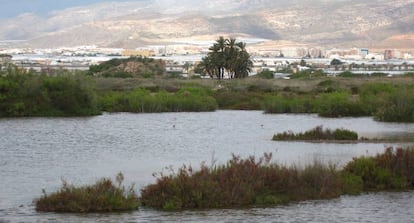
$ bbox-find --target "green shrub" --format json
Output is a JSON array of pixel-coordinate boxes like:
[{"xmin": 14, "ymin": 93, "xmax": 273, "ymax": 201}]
[
  {"xmin": 35, "ymin": 173, "xmax": 139, "ymax": 213},
  {"xmin": 333, "ymin": 128, "xmax": 358, "ymax": 140},
  {"xmin": 214, "ymin": 90, "xmax": 265, "ymax": 110},
  {"xmin": 359, "ymin": 83, "xmax": 396, "ymax": 115},
  {"xmin": 374, "ymin": 86, "xmax": 414, "ymax": 122},
  {"xmin": 40, "ymin": 75, "xmax": 100, "ymax": 116},
  {"xmin": 341, "ymin": 173, "xmax": 363, "ymax": 195},
  {"xmin": 315, "ymin": 91, "xmax": 366, "ymax": 117},
  {"xmin": 342, "ymin": 147, "xmax": 414, "ymax": 190},
  {"xmin": 263, "ymin": 94, "xmax": 314, "ymax": 113},
  {"xmin": 0, "ymin": 73, "xmax": 100, "ymax": 117}
]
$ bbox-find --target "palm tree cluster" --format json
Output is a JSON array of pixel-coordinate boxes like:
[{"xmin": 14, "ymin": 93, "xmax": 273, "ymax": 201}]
[{"xmin": 198, "ymin": 37, "xmax": 253, "ymax": 79}]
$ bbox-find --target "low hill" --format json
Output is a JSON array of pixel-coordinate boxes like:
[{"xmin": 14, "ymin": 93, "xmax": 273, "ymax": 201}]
[{"xmin": 89, "ymin": 57, "xmax": 166, "ymax": 78}]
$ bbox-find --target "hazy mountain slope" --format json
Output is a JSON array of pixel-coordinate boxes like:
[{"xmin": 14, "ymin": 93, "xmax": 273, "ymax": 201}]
[{"xmin": 1, "ymin": 0, "xmax": 413, "ymax": 49}]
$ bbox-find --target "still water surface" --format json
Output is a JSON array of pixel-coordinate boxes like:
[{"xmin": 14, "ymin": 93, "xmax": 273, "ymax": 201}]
[{"xmin": 1, "ymin": 111, "xmax": 413, "ymax": 222}]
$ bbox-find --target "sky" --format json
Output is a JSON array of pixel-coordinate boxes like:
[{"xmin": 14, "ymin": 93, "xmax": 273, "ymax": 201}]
[{"xmin": 0, "ymin": 0, "xmax": 131, "ymax": 18}]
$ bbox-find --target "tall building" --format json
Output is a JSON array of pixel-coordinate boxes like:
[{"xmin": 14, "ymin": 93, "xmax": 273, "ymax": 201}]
[
  {"xmin": 384, "ymin": 49, "xmax": 402, "ymax": 60},
  {"xmin": 384, "ymin": 50, "xmax": 393, "ymax": 60},
  {"xmin": 360, "ymin": 48, "xmax": 369, "ymax": 59}
]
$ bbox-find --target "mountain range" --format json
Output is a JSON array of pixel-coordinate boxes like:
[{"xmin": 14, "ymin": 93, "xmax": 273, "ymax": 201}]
[{"xmin": 1, "ymin": 0, "xmax": 414, "ymax": 50}]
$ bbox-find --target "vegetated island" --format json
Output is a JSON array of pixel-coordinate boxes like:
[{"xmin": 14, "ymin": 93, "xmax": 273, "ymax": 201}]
[
  {"xmin": 36, "ymin": 147, "xmax": 414, "ymax": 212},
  {"xmin": 272, "ymin": 125, "xmax": 413, "ymax": 143}
]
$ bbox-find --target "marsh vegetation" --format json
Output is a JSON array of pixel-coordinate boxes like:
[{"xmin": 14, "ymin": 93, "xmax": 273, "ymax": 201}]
[
  {"xmin": 2, "ymin": 59, "xmax": 414, "ymax": 122},
  {"xmin": 36, "ymin": 148, "xmax": 414, "ymax": 212}
]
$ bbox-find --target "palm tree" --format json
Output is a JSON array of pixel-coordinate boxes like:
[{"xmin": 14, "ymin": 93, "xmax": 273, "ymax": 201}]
[
  {"xmin": 214, "ymin": 36, "xmax": 227, "ymax": 79},
  {"xmin": 234, "ymin": 41, "xmax": 252, "ymax": 78},
  {"xmin": 200, "ymin": 37, "xmax": 252, "ymax": 79},
  {"xmin": 234, "ymin": 50, "xmax": 252, "ymax": 78},
  {"xmin": 225, "ymin": 38, "xmax": 237, "ymax": 78},
  {"xmin": 197, "ymin": 57, "xmax": 211, "ymax": 78}
]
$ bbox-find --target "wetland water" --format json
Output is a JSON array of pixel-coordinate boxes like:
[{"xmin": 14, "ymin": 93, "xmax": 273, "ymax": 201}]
[{"xmin": 1, "ymin": 111, "xmax": 414, "ymax": 222}]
